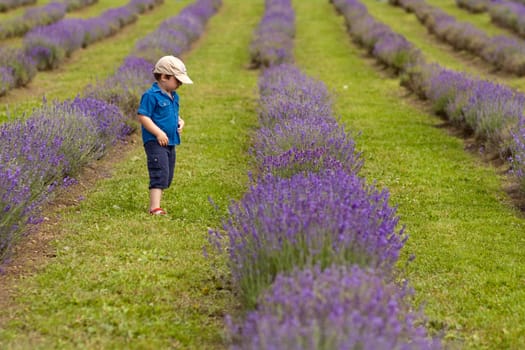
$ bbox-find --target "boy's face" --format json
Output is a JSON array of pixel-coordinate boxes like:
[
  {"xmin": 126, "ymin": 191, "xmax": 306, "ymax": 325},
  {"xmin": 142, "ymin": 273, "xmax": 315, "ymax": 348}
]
[{"xmin": 159, "ymin": 74, "xmax": 182, "ymax": 91}]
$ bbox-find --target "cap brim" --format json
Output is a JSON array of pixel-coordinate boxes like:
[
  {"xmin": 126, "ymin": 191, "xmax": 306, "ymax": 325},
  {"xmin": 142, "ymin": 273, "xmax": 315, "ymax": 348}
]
[{"xmin": 176, "ymin": 74, "xmax": 193, "ymax": 84}]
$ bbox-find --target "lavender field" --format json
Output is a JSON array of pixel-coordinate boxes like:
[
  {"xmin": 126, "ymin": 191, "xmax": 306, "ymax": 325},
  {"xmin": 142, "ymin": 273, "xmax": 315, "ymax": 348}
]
[{"xmin": 0, "ymin": 0, "xmax": 524, "ymax": 349}]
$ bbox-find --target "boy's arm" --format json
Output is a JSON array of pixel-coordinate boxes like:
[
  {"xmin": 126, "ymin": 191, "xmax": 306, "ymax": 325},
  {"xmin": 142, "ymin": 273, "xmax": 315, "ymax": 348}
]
[
  {"xmin": 138, "ymin": 114, "xmax": 169, "ymax": 146},
  {"xmin": 178, "ymin": 116, "xmax": 184, "ymax": 133}
]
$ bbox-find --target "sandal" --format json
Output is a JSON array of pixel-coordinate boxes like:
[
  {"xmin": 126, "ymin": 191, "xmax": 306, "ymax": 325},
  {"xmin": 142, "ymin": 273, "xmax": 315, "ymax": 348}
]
[{"xmin": 149, "ymin": 207, "xmax": 167, "ymax": 215}]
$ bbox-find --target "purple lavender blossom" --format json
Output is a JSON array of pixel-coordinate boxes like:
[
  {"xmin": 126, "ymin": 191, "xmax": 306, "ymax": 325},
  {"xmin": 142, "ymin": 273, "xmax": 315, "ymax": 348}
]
[
  {"xmin": 249, "ymin": 0, "xmax": 295, "ymax": 68},
  {"xmin": 209, "ymin": 169, "xmax": 406, "ymax": 307},
  {"xmin": 333, "ymin": 0, "xmax": 422, "ymax": 72},
  {"xmin": 0, "ymin": 47, "xmax": 37, "ymax": 87},
  {"xmin": 0, "ymin": 97, "xmax": 128, "ymax": 261},
  {"xmin": 257, "ymin": 64, "xmax": 333, "ymax": 126},
  {"xmin": 227, "ymin": 265, "xmax": 441, "ymax": 350},
  {"xmin": 254, "ymin": 63, "xmax": 363, "ymax": 177},
  {"xmin": 390, "ymin": 0, "xmax": 525, "ymax": 75},
  {"xmin": 252, "ymin": 117, "xmax": 363, "ymax": 177},
  {"xmin": 24, "ymin": 19, "xmax": 84, "ymax": 69},
  {"xmin": 489, "ymin": 0, "xmax": 525, "ymax": 37},
  {"xmin": 84, "ymin": 56, "xmax": 154, "ymax": 117},
  {"xmin": 0, "ymin": 66, "xmax": 15, "ymax": 96},
  {"xmin": 0, "ymin": 2, "xmax": 67, "ymax": 39}
]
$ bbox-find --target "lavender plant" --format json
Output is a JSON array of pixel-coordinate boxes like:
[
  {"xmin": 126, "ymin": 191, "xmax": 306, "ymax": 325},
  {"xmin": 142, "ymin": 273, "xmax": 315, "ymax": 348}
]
[
  {"xmin": 0, "ymin": 47, "xmax": 37, "ymax": 91},
  {"xmin": 252, "ymin": 117, "xmax": 363, "ymax": 177},
  {"xmin": 0, "ymin": 2, "xmax": 67, "ymax": 40},
  {"xmin": 0, "ymin": 66, "xmax": 15, "ymax": 96},
  {"xmin": 0, "ymin": 0, "xmax": 35, "ymax": 12},
  {"xmin": 249, "ymin": 0, "xmax": 295, "ymax": 68},
  {"xmin": 333, "ymin": 0, "xmax": 423, "ymax": 73},
  {"xmin": 84, "ymin": 56, "xmax": 154, "ymax": 118},
  {"xmin": 489, "ymin": 0, "xmax": 525, "ymax": 38},
  {"xmin": 227, "ymin": 265, "xmax": 441, "ymax": 350},
  {"xmin": 254, "ymin": 63, "xmax": 363, "ymax": 177},
  {"xmin": 23, "ymin": 19, "xmax": 85, "ymax": 69},
  {"xmin": 416, "ymin": 63, "xmax": 525, "ymax": 151},
  {"xmin": 456, "ymin": 0, "xmax": 488, "ymax": 13},
  {"xmin": 257, "ymin": 64, "xmax": 333, "ymax": 127},
  {"xmin": 0, "ymin": 97, "xmax": 129, "ymax": 261},
  {"xmin": 390, "ymin": 0, "xmax": 525, "ymax": 75},
  {"xmin": 209, "ymin": 169, "xmax": 406, "ymax": 308}
]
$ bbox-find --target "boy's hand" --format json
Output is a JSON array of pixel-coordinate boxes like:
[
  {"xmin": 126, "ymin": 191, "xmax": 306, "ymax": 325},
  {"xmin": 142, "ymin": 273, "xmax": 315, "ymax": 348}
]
[
  {"xmin": 157, "ymin": 132, "xmax": 169, "ymax": 146},
  {"xmin": 178, "ymin": 117, "xmax": 185, "ymax": 133}
]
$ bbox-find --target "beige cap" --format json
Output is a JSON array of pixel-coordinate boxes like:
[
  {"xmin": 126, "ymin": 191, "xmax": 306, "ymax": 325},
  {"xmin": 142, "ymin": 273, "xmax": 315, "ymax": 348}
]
[{"xmin": 153, "ymin": 55, "xmax": 193, "ymax": 84}]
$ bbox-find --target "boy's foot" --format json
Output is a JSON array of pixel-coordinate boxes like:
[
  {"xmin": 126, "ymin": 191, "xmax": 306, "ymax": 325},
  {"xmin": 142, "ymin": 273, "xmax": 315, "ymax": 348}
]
[{"xmin": 149, "ymin": 208, "xmax": 167, "ymax": 215}]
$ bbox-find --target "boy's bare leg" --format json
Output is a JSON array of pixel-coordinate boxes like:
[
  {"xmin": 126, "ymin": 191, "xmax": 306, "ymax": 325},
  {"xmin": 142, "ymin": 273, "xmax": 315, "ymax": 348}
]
[{"xmin": 149, "ymin": 188, "xmax": 163, "ymax": 211}]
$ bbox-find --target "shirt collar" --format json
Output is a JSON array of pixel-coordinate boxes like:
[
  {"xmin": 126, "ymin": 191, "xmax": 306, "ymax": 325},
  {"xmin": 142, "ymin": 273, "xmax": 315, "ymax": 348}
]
[{"xmin": 152, "ymin": 81, "xmax": 178, "ymax": 99}]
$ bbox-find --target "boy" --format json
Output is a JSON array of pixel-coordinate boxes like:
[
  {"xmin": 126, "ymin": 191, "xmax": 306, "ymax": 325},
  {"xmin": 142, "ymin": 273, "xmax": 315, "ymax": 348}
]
[{"xmin": 137, "ymin": 55, "xmax": 193, "ymax": 215}]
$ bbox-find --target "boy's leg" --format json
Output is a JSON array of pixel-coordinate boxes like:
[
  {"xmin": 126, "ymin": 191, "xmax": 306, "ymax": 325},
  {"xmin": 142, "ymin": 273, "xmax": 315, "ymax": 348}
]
[
  {"xmin": 149, "ymin": 188, "xmax": 163, "ymax": 212},
  {"xmin": 145, "ymin": 141, "xmax": 170, "ymax": 213}
]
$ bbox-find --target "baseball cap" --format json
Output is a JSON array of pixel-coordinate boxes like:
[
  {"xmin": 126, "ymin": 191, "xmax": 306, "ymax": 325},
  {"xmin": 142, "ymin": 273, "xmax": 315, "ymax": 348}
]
[{"xmin": 153, "ymin": 55, "xmax": 193, "ymax": 84}]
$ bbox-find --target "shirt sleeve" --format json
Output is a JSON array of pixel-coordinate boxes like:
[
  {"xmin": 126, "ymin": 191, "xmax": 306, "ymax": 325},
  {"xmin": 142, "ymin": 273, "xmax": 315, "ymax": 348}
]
[{"xmin": 138, "ymin": 93, "xmax": 156, "ymax": 117}]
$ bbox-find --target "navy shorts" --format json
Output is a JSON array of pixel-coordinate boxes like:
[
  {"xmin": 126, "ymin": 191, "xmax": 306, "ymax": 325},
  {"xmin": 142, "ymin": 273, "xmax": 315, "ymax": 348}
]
[{"xmin": 144, "ymin": 141, "xmax": 176, "ymax": 189}]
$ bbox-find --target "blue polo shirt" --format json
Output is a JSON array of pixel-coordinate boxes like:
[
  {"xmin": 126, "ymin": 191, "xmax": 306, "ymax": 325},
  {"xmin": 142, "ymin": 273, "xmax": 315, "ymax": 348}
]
[{"xmin": 138, "ymin": 82, "xmax": 180, "ymax": 146}]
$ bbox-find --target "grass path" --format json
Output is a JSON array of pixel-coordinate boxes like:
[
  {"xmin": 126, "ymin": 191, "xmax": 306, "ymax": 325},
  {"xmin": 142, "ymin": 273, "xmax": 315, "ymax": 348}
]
[
  {"xmin": 0, "ymin": 0, "xmax": 261, "ymax": 348},
  {"xmin": 293, "ymin": 0, "xmax": 525, "ymax": 348}
]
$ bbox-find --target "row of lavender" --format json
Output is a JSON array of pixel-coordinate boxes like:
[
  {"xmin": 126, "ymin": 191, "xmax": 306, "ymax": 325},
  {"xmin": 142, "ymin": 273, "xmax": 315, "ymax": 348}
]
[
  {"xmin": 390, "ymin": 0, "xmax": 525, "ymax": 75},
  {"xmin": 458, "ymin": 0, "xmax": 525, "ymax": 40},
  {"xmin": 0, "ymin": 0, "xmax": 162, "ymax": 97},
  {"xmin": 0, "ymin": 0, "xmax": 35, "ymax": 12},
  {"xmin": 333, "ymin": 0, "xmax": 525, "ymax": 187},
  {"xmin": 209, "ymin": 0, "xmax": 441, "ymax": 348},
  {"xmin": 0, "ymin": 0, "xmax": 221, "ymax": 265},
  {"xmin": 0, "ymin": 0, "xmax": 98, "ymax": 40}
]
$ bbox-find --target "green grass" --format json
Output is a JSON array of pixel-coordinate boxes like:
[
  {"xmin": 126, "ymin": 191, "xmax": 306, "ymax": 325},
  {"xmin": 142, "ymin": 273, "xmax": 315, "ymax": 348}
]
[
  {"xmin": 0, "ymin": 0, "xmax": 262, "ymax": 348},
  {"xmin": 293, "ymin": 1, "xmax": 525, "ymax": 349}
]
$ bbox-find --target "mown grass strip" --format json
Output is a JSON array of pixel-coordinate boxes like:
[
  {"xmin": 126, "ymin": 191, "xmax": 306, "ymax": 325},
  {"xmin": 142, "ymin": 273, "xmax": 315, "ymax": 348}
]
[
  {"xmin": 294, "ymin": 0, "xmax": 525, "ymax": 349},
  {"xmin": 0, "ymin": 0, "xmax": 261, "ymax": 348}
]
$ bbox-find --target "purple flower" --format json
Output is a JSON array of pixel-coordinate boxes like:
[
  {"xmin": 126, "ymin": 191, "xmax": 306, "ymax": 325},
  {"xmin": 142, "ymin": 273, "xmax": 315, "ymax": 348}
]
[
  {"xmin": 227, "ymin": 265, "xmax": 442, "ymax": 349},
  {"xmin": 210, "ymin": 169, "xmax": 406, "ymax": 307}
]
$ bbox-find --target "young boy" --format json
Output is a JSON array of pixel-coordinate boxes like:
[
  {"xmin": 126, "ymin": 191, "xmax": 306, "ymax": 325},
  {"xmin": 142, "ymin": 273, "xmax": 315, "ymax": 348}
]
[{"xmin": 137, "ymin": 55, "xmax": 193, "ymax": 215}]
